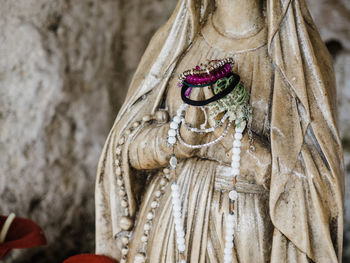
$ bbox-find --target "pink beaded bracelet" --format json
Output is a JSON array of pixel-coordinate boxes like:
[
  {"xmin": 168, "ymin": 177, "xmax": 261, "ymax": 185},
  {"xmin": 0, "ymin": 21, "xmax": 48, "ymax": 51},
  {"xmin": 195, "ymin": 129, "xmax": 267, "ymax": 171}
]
[{"xmin": 177, "ymin": 57, "xmax": 234, "ymax": 87}]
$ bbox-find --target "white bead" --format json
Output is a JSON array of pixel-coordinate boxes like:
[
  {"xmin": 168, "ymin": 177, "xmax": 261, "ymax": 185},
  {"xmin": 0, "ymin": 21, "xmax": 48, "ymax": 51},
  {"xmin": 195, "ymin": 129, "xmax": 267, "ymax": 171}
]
[
  {"xmin": 226, "ymin": 219, "xmax": 234, "ymax": 228},
  {"xmin": 175, "ymin": 225, "xmax": 182, "ymax": 232},
  {"xmin": 160, "ymin": 178, "xmax": 167, "ymax": 186},
  {"xmin": 144, "ymin": 223, "xmax": 151, "ymax": 231},
  {"xmin": 171, "ymin": 192, "xmax": 179, "ymax": 199},
  {"xmin": 122, "ymin": 248, "xmax": 128, "ymax": 255},
  {"xmin": 173, "ymin": 201, "xmax": 181, "ymax": 208},
  {"xmin": 120, "ymin": 217, "xmax": 133, "ymax": 230},
  {"xmin": 177, "ymin": 239, "xmax": 185, "ymax": 246},
  {"xmin": 173, "ymin": 207, "xmax": 181, "ymax": 214},
  {"xmin": 170, "ymin": 155, "xmax": 178, "ymax": 168},
  {"xmin": 171, "ymin": 183, "xmax": 179, "ymax": 191},
  {"xmin": 232, "ymin": 148, "xmax": 241, "ymax": 155},
  {"xmin": 151, "ymin": 201, "xmax": 158, "ymax": 208},
  {"xmin": 231, "ymin": 161, "xmax": 240, "ymax": 169},
  {"xmin": 177, "ymin": 229, "xmax": 185, "ymax": 236},
  {"xmin": 225, "ymin": 241, "xmax": 234, "ymax": 249},
  {"xmin": 119, "ymin": 137, "xmax": 125, "ymax": 145},
  {"xmin": 231, "ymin": 154, "xmax": 240, "ymax": 162},
  {"xmin": 132, "ymin": 121, "xmax": 140, "ymax": 128},
  {"xmin": 178, "ymin": 244, "xmax": 186, "ymax": 252},
  {"xmin": 233, "ymin": 140, "xmax": 242, "ymax": 147},
  {"xmin": 174, "ymin": 218, "xmax": 182, "ymax": 226},
  {"xmin": 142, "ymin": 115, "xmax": 152, "ymax": 122},
  {"xmin": 231, "ymin": 168, "xmax": 240, "ymax": 176},
  {"xmin": 224, "ymin": 247, "xmax": 232, "ymax": 255},
  {"xmin": 172, "ymin": 197, "xmax": 180, "ymax": 205},
  {"xmin": 177, "ymin": 237, "xmax": 185, "ymax": 245},
  {"xmin": 174, "ymin": 211, "xmax": 182, "ymax": 219},
  {"xmin": 134, "ymin": 253, "xmax": 146, "ymax": 263},
  {"xmin": 173, "ymin": 116, "xmax": 181, "ymax": 123},
  {"xmin": 168, "ymin": 129, "xmax": 176, "ymax": 137},
  {"xmin": 124, "ymin": 208, "xmax": 129, "ymax": 215},
  {"xmin": 117, "ymin": 179, "xmax": 124, "ymax": 186},
  {"xmin": 170, "ymin": 121, "xmax": 178, "ymax": 129},
  {"xmin": 229, "ymin": 190, "xmax": 237, "ymax": 201},
  {"xmin": 116, "ymin": 146, "xmax": 122, "ymax": 155},
  {"xmin": 121, "ymin": 236, "xmax": 129, "ymax": 245},
  {"xmin": 174, "ymin": 214, "xmax": 182, "ymax": 222},
  {"xmin": 232, "ymin": 153, "xmax": 241, "ymax": 162},
  {"xmin": 226, "ymin": 228, "xmax": 234, "ymax": 236},
  {"xmin": 227, "ymin": 190, "xmax": 237, "ymax": 201},
  {"xmin": 141, "ymin": 235, "xmax": 148, "ymax": 242},
  {"xmin": 177, "ymin": 232, "xmax": 185, "ymax": 239},
  {"xmin": 172, "ymin": 192, "xmax": 180, "ymax": 200},
  {"xmin": 155, "ymin": 190, "xmax": 161, "ymax": 197},
  {"xmin": 172, "ymin": 198, "xmax": 179, "ymax": 206},
  {"xmin": 173, "ymin": 204, "xmax": 181, "ymax": 213},
  {"xmin": 224, "ymin": 254, "xmax": 233, "ymax": 262},
  {"xmin": 227, "ymin": 214, "xmax": 235, "ymax": 221},
  {"xmin": 225, "ymin": 233, "xmax": 233, "ymax": 242},
  {"xmin": 147, "ymin": 212, "xmax": 154, "ymax": 220},
  {"xmin": 171, "ymin": 190, "xmax": 178, "ymax": 197},
  {"xmin": 121, "ymin": 200, "xmax": 128, "ymax": 207},
  {"xmin": 168, "ymin": 136, "xmax": 176, "ymax": 144},
  {"xmin": 234, "ymin": 133, "xmax": 243, "ymax": 140}
]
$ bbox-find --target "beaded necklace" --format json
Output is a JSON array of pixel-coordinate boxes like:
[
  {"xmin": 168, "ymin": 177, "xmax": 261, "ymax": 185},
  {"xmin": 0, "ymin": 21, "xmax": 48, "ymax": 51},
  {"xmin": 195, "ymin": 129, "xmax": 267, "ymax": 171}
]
[{"xmin": 166, "ymin": 57, "xmax": 252, "ymax": 263}]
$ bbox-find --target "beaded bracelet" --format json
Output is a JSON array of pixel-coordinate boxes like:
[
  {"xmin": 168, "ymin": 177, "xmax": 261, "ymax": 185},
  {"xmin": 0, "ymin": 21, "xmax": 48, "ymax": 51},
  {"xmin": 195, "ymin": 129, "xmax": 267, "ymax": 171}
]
[
  {"xmin": 177, "ymin": 57, "xmax": 234, "ymax": 87},
  {"xmin": 181, "ymin": 73, "xmax": 240, "ymax": 106}
]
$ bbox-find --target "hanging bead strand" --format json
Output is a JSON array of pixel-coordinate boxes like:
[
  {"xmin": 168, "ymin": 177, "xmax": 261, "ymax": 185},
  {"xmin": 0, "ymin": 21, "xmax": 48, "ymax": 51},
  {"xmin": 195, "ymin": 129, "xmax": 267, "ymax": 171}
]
[
  {"xmin": 134, "ymin": 169, "xmax": 170, "ymax": 263},
  {"xmin": 224, "ymin": 120, "xmax": 245, "ymax": 263},
  {"xmin": 171, "ymin": 182, "xmax": 186, "ymax": 263}
]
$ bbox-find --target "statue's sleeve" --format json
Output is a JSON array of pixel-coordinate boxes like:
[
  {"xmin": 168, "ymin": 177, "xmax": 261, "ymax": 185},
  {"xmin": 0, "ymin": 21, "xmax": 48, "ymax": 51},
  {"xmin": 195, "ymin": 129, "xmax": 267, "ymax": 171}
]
[
  {"xmin": 270, "ymin": 125, "xmax": 344, "ymax": 263},
  {"xmin": 128, "ymin": 121, "xmax": 195, "ymax": 170}
]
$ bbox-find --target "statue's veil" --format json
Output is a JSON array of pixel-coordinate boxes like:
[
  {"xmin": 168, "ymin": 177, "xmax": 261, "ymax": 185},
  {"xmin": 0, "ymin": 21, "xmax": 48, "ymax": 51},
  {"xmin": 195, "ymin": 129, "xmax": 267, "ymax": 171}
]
[{"xmin": 96, "ymin": 0, "xmax": 344, "ymax": 261}]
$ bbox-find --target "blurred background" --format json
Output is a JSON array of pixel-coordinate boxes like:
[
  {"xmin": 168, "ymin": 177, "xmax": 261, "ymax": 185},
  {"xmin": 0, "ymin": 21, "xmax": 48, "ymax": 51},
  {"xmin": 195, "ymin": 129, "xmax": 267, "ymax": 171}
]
[{"xmin": 0, "ymin": 0, "xmax": 349, "ymax": 262}]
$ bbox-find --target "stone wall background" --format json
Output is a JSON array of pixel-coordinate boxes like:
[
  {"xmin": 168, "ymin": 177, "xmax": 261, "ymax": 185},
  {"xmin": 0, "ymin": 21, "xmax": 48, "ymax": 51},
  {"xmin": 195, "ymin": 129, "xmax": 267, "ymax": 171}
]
[{"xmin": 0, "ymin": 0, "xmax": 348, "ymax": 262}]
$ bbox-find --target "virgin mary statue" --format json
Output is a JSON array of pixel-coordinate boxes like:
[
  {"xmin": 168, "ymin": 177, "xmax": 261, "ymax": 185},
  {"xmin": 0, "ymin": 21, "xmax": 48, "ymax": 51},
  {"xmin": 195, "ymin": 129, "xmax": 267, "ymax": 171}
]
[{"xmin": 95, "ymin": 0, "xmax": 345, "ymax": 262}]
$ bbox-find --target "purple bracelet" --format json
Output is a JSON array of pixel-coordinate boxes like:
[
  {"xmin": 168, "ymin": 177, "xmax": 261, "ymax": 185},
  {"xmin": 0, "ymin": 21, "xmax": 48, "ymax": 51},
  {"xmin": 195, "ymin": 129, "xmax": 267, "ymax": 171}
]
[
  {"xmin": 185, "ymin": 63, "xmax": 231, "ymax": 85},
  {"xmin": 177, "ymin": 57, "xmax": 234, "ymax": 88}
]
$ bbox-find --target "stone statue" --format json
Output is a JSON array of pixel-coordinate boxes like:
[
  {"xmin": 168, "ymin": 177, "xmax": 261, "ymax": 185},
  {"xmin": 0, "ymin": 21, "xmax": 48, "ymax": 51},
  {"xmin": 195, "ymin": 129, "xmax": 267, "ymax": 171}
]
[{"xmin": 95, "ymin": 0, "xmax": 345, "ymax": 262}]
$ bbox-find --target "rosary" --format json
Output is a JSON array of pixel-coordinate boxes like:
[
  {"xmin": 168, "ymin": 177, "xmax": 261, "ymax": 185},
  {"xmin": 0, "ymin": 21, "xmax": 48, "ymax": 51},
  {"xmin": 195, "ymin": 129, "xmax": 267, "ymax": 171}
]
[{"xmin": 167, "ymin": 57, "xmax": 252, "ymax": 263}]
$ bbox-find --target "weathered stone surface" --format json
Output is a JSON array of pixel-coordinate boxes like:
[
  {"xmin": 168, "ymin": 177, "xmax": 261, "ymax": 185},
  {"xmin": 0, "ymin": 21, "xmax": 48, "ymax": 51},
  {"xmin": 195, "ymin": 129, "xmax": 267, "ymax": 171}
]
[
  {"xmin": 334, "ymin": 50, "xmax": 350, "ymax": 261},
  {"xmin": 0, "ymin": 0, "xmax": 176, "ymax": 262},
  {"xmin": 0, "ymin": 0, "xmax": 349, "ymax": 262},
  {"xmin": 307, "ymin": 1, "xmax": 350, "ymax": 260}
]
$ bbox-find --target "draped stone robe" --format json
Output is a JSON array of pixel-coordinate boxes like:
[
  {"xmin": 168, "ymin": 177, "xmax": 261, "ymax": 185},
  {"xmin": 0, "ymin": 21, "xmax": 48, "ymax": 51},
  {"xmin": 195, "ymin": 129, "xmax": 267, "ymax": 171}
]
[{"xmin": 95, "ymin": 1, "xmax": 345, "ymax": 262}]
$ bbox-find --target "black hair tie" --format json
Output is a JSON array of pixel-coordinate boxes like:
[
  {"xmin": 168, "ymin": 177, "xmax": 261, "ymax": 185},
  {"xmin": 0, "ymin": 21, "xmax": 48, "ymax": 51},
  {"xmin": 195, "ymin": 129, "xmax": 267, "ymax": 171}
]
[{"xmin": 181, "ymin": 73, "xmax": 240, "ymax": 107}]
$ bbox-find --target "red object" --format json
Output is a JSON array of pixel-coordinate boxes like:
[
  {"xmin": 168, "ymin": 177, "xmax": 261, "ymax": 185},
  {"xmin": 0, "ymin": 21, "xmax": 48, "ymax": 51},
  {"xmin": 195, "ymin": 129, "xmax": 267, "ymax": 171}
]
[
  {"xmin": 63, "ymin": 254, "xmax": 116, "ymax": 263},
  {"xmin": 0, "ymin": 215, "xmax": 47, "ymax": 259}
]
